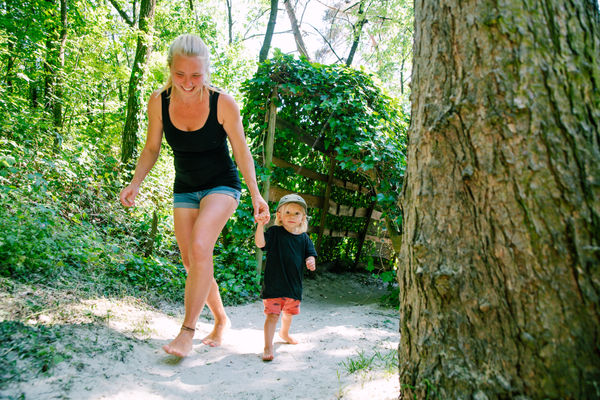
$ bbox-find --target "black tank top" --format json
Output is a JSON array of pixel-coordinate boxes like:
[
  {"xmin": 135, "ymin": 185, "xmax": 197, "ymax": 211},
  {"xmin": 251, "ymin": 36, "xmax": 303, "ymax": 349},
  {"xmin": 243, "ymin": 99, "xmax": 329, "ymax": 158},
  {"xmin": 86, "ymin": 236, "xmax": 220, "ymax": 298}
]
[{"xmin": 161, "ymin": 89, "xmax": 241, "ymax": 193}]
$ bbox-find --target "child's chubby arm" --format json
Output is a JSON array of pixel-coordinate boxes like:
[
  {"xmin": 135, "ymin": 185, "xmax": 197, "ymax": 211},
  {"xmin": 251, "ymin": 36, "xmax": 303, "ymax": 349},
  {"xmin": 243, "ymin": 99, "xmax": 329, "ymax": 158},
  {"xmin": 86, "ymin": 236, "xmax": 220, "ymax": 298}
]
[
  {"xmin": 305, "ymin": 256, "xmax": 316, "ymax": 271},
  {"xmin": 254, "ymin": 213, "xmax": 269, "ymax": 248}
]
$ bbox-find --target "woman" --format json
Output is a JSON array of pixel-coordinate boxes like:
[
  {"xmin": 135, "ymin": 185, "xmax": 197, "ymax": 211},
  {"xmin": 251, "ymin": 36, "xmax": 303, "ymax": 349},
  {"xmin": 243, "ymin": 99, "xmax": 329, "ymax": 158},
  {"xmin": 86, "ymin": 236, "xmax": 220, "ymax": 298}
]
[{"xmin": 120, "ymin": 34, "xmax": 269, "ymax": 358}]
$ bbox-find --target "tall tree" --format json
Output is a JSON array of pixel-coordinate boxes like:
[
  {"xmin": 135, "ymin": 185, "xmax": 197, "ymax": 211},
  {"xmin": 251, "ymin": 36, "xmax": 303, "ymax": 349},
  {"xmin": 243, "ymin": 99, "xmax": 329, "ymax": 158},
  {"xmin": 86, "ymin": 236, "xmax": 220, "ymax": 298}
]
[
  {"xmin": 283, "ymin": 0, "xmax": 309, "ymax": 59},
  {"xmin": 53, "ymin": 0, "xmax": 67, "ymax": 129},
  {"xmin": 120, "ymin": 0, "xmax": 156, "ymax": 165},
  {"xmin": 345, "ymin": 0, "xmax": 367, "ymax": 66},
  {"xmin": 399, "ymin": 0, "xmax": 600, "ymax": 398},
  {"xmin": 258, "ymin": 0, "xmax": 278, "ymax": 63},
  {"xmin": 42, "ymin": 0, "xmax": 68, "ymax": 130},
  {"xmin": 225, "ymin": 0, "xmax": 233, "ymax": 44}
]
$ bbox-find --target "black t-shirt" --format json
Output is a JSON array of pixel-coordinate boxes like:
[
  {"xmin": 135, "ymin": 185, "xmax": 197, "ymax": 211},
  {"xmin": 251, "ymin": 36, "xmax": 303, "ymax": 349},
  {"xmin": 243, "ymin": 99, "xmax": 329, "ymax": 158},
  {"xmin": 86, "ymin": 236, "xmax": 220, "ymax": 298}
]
[
  {"xmin": 161, "ymin": 89, "xmax": 241, "ymax": 193},
  {"xmin": 260, "ymin": 225, "xmax": 317, "ymax": 300}
]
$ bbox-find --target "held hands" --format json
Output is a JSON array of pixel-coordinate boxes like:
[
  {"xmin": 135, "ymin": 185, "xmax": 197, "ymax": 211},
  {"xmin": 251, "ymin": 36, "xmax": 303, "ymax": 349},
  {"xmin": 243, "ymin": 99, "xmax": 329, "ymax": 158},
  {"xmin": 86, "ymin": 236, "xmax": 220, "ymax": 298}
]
[
  {"xmin": 119, "ymin": 185, "xmax": 139, "ymax": 207},
  {"xmin": 255, "ymin": 212, "xmax": 270, "ymax": 226},
  {"xmin": 253, "ymin": 194, "xmax": 270, "ymax": 225},
  {"xmin": 306, "ymin": 256, "xmax": 316, "ymax": 271}
]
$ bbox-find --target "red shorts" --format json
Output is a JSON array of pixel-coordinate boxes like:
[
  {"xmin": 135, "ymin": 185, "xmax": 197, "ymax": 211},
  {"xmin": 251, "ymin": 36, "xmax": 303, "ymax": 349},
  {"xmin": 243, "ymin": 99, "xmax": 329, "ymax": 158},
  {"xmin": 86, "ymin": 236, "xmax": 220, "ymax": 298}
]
[{"xmin": 263, "ymin": 297, "xmax": 301, "ymax": 315}]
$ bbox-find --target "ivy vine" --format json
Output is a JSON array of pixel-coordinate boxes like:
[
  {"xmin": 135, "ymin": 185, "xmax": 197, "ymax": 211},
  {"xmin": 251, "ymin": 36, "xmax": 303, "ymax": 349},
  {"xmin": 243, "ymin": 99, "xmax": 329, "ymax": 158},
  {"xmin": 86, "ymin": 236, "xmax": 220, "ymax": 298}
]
[{"xmin": 241, "ymin": 52, "xmax": 407, "ymax": 264}]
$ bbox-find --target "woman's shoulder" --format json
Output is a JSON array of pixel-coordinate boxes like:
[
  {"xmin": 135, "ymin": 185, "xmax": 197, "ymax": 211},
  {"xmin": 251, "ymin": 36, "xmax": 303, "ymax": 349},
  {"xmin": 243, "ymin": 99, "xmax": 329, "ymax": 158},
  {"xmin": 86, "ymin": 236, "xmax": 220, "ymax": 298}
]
[
  {"xmin": 215, "ymin": 91, "xmax": 238, "ymax": 108},
  {"xmin": 150, "ymin": 88, "xmax": 165, "ymax": 99},
  {"xmin": 216, "ymin": 90, "xmax": 240, "ymax": 124},
  {"xmin": 148, "ymin": 89, "xmax": 165, "ymax": 105},
  {"xmin": 147, "ymin": 89, "xmax": 164, "ymax": 117}
]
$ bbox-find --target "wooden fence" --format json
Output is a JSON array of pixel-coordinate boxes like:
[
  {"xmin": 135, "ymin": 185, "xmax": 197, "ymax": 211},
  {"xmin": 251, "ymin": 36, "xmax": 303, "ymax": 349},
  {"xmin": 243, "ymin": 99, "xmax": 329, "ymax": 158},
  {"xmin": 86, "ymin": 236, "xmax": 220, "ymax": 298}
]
[{"xmin": 255, "ymin": 89, "xmax": 394, "ymax": 272}]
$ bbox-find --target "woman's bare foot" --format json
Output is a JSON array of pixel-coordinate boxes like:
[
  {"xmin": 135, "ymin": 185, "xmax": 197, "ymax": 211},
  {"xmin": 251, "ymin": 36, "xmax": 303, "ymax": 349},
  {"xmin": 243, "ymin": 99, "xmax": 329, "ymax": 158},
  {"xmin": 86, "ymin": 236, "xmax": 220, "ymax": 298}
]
[
  {"xmin": 262, "ymin": 346, "xmax": 274, "ymax": 362},
  {"xmin": 279, "ymin": 332, "xmax": 298, "ymax": 344},
  {"xmin": 201, "ymin": 317, "xmax": 231, "ymax": 347},
  {"xmin": 163, "ymin": 327, "xmax": 195, "ymax": 357}
]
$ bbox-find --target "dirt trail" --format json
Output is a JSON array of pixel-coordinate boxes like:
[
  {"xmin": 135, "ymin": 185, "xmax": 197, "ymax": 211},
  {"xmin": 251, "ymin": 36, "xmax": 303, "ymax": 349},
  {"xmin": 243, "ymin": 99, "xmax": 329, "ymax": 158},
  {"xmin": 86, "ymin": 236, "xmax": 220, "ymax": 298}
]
[{"xmin": 2, "ymin": 272, "xmax": 399, "ymax": 400}]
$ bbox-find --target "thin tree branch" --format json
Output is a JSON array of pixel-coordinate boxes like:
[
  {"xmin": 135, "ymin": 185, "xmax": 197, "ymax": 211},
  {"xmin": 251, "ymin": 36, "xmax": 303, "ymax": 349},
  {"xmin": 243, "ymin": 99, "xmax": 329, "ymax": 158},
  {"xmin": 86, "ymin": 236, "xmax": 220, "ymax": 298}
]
[
  {"xmin": 306, "ymin": 22, "xmax": 343, "ymax": 63},
  {"xmin": 242, "ymin": 8, "xmax": 271, "ymax": 41},
  {"xmin": 108, "ymin": 0, "xmax": 134, "ymax": 27}
]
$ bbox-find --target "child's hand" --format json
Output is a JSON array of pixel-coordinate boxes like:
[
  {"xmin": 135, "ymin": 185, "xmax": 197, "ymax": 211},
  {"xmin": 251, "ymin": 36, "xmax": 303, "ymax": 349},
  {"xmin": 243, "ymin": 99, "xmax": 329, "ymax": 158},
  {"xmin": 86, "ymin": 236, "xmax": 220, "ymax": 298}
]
[
  {"xmin": 306, "ymin": 256, "xmax": 316, "ymax": 271},
  {"xmin": 255, "ymin": 212, "xmax": 270, "ymax": 225}
]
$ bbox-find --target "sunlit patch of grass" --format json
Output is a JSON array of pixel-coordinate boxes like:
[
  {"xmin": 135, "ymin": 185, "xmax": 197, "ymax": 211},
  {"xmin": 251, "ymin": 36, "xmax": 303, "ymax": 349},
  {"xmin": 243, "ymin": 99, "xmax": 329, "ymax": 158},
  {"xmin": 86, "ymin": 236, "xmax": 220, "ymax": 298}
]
[
  {"xmin": 340, "ymin": 347, "xmax": 399, "ymax": 375},
  {"xmin": 341, "ymin": 350, "xmax": 377, "ymax": 373}
]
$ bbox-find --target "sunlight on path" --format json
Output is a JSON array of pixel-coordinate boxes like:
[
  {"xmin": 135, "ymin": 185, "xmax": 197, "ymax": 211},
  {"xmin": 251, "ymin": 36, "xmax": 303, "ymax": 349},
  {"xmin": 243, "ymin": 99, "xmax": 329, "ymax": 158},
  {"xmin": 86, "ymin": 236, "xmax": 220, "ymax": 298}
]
[{"xmin": 3, "ymin": 273, "xmax": 399, "ymax": 399}]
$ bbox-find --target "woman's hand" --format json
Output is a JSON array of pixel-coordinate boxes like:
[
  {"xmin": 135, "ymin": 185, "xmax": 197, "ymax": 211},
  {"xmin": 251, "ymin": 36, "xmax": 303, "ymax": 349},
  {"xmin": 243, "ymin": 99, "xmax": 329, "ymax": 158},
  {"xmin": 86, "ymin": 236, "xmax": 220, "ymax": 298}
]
[
  {"xmin": 255, "ymin": 212, "xmax": 270, "ymax": 226},
  {"xmin": 120, "ymin": 185, "xmax": 139, "ymax": 207},
  {"xmin": 252, "ymin": 194, "xmax": 270, "ymax": 224}
]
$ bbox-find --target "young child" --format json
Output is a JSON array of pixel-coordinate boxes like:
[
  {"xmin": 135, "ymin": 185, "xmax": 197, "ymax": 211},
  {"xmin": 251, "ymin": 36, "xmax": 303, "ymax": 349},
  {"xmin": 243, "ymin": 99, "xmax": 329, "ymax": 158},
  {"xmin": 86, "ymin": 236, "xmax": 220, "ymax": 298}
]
[{"xmin": 255, "ymin": 194, "xmax": 317, "ymax": 361}]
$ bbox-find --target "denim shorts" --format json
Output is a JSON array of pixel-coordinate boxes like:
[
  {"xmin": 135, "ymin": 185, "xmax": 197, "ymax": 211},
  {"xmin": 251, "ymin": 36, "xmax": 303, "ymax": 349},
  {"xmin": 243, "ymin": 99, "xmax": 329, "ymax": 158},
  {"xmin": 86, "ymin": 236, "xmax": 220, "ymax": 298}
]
[{"xmin": 173, "ymin": 186, "xmax": 241, "ymax": 209}]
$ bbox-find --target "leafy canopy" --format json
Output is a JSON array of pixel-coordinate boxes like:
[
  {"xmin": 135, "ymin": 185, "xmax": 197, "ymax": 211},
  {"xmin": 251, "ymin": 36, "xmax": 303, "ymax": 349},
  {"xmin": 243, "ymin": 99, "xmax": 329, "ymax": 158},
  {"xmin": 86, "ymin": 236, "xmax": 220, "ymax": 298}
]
[{"xmin": 242, "ymin": 52, "xmax": 407, "ymax": 231}]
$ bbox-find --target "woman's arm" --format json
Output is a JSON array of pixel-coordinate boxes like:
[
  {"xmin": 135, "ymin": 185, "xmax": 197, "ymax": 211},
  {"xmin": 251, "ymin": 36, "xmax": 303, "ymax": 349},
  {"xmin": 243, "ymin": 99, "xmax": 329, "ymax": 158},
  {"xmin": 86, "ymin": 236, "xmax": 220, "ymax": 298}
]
[
  {"xmin": 219, "ymin": 93, "xmax": 270, "ymax": 222},
  {"xmin": 119, "ymin": 92, "xmax": 163, "ymax": 207}
]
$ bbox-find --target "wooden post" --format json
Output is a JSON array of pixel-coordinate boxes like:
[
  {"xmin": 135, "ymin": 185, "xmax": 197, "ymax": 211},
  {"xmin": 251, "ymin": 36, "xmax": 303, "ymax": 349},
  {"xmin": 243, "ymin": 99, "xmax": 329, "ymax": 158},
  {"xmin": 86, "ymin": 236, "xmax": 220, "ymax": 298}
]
[
  {"xmin": 316, "ymin": 154, "xmax": 335, "ymax": 253},
  {"xmin": 353, "ymin": 195, "xmax": 377, "ymax": 268},
  {"xmin": 256, "ymin": 88, "xmax": 278, "ymax": 279}
]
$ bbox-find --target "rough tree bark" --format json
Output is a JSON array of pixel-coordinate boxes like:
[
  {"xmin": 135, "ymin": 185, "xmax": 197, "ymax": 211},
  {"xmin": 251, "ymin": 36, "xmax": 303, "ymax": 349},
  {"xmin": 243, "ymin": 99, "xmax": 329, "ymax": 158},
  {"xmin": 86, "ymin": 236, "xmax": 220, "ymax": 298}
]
[
  {"xmin": 120, "ymin": 0, "xmax": 156, "ymax": 165},
  {"xmin": 399, "ymin": 0, "xmax": 600, "ymax": 398}
]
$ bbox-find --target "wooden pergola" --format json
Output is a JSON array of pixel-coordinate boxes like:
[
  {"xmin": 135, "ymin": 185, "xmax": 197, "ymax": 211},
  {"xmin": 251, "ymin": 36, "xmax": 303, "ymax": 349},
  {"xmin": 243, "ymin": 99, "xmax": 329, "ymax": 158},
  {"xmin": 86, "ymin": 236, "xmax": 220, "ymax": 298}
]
[{"xmin": 255, "ymin": 88, "xmax": 393, "ymax": 273}]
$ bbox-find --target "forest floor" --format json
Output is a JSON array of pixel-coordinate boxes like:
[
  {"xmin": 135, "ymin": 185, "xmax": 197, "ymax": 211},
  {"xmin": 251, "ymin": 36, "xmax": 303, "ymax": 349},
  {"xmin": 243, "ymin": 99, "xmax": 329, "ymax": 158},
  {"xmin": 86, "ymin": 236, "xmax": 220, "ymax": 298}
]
[{"xmin": 0, "ymin": 271, "xmax": 399, "ymax": 400}]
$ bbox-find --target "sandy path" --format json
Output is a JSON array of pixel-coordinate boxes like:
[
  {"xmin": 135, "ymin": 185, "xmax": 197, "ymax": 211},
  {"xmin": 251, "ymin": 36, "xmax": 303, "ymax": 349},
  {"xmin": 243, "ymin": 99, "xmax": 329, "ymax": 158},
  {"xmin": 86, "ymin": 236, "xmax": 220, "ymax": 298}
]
[{"xmin": 2, "ymin": 272, "xmax": 399, "ymax": 399}]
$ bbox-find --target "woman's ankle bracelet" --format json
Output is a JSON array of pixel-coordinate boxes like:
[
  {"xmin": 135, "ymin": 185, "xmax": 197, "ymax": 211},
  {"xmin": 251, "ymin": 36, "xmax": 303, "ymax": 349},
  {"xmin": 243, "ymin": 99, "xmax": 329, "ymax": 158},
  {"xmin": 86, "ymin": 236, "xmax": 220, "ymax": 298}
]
[{"xmin": 181, "ymin": 325, "xmax": 195, "ymax": 333}]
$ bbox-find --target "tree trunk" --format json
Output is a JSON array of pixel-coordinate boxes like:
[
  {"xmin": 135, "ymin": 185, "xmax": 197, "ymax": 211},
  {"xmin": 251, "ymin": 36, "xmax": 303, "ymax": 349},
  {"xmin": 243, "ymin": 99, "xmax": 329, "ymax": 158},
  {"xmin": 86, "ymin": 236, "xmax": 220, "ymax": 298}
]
[
  {"xmin": 283, "ymin": 0, "xmax": 309, "ymax": 59},
  {"xmin": 259, "ymin": 0, "xmax": 278, "ymax": 63},
  {"xmin": 345, "ymin": 0, "xmax": 367, "ymax": 67},
  {"xmin": 120, "ymin": 0, "xmax": 156, "ymax": 165},
  {"xmin": 226, "ymin": 0, "xmax": 233, "ymax": 45},
  {"xmin": 53, "ymin": 0, "xmax": 67, "ymax": 129},
  {"xmin": 43, "ymin": 1, "xmax": 58, "ymax": 114},
  {"xmin": 399, "ymin": 0, "xmax": 600, "ymax": 398},
  {"xmin": 4, "ymin": 0, "xmax": 14, "ymax": 93}
]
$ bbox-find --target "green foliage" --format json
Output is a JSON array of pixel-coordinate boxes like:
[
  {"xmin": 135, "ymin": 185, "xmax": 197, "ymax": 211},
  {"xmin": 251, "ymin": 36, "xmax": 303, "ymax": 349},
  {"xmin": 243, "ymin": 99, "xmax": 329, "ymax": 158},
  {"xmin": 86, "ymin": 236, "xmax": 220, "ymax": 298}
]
[
  {"xmin": 0, "ymin": 130, "xmax": 263, "ymax": 305},
  {"xmin": 340, "ymin": 348, "xmax": 399, "ymax": 375},
  {"xmin": 0, "ymin": 140, "xmax": 184, "ymax": 302},
  {"xmin": 214, "ymin": 193, "xmax": 262, "ymax": 304},
  {"xmin": 0, "ymin": 319, "xmax": 139, "ymax": 391},
  {"xmin": 241, "ymin": 53, "xmax": 407, "ymax": 267},
  {"xmin": 366, "ymin": 258, "xmax": 400, "ymax": 308},
  {"xmin": 341, "ymin": 350, "xmax": 376, "ymax": 373},
  {"xmin": 0, "ymin": 0, "xmax": 264, "ymax": 307},
  {"xmin": 0, "ymin": 321, "xmax": 70, "ymax": 388}
]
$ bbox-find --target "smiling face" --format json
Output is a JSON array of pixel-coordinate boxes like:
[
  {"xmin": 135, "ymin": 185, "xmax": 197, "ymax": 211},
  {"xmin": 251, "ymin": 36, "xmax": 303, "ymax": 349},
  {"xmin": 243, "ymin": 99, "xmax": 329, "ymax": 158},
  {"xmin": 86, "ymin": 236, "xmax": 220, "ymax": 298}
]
[
  {"xmin": 277, "ymin": 203, "xmax": 306, "ymax": 234},
  {"xmin": 170, "ymin": 54, "xmax": 206, "ymax": 97}
]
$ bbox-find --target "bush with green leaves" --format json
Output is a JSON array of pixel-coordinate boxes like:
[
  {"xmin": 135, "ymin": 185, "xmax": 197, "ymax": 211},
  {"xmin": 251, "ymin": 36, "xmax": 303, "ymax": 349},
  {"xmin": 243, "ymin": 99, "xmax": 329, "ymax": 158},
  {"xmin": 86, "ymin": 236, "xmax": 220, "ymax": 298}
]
[
  {"xmin": 0, "ymin": 132, "xmax": 259, "ymax": 305},
  {"xmin": 241, "ymin": 52, "xmax": 407, "ymax": 268}
]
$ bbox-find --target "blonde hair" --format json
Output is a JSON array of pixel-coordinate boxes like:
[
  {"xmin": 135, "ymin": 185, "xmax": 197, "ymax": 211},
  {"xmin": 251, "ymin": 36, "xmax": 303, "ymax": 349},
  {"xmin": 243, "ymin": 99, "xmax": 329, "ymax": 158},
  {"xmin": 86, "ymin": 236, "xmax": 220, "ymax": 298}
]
[
  {"xmin": 275, "ymin": 203, "xmax": 308, "ymax": 234},
  {"xmin": 160, "ymin": 34, "xmax": 221, "ymax": 100}
]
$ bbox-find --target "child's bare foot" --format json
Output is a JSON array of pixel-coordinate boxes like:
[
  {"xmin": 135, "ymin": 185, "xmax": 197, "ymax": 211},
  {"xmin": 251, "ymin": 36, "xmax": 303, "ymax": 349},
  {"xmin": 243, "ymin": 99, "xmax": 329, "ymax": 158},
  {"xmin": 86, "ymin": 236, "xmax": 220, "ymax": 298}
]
[
  {"xmin": 262, "ymin": 346, "xmax": 274, "ymax": 362},
  {"xmin": 202, "ymin": 317, "xmax": 231, "ymax": 347},
  {"xmin": 279, "ymin": 332, "xmax": 298, "ymax": 344},
  {"xmin": 163, "ymin": 327, "xmax": 195, "ymax": 357}
]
